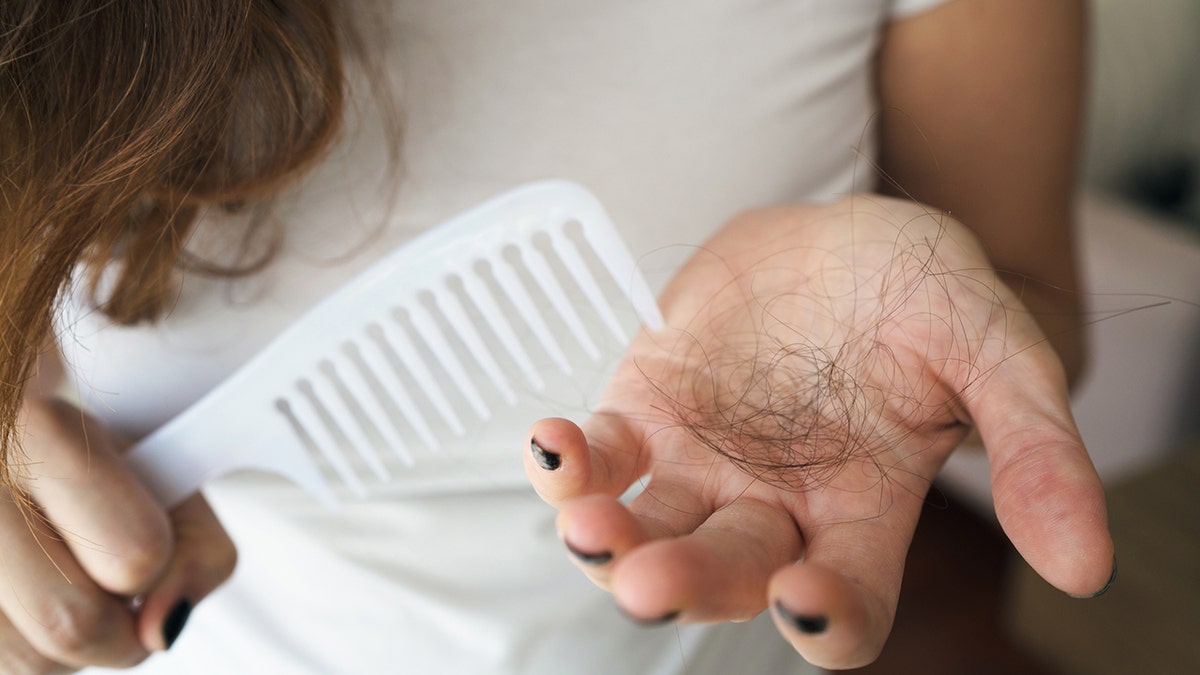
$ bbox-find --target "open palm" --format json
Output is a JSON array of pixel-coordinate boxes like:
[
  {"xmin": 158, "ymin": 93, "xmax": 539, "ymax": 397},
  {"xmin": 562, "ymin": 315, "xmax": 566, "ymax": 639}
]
[{"xmin": 526, "ymin": 195, "xmax": 1113, "ymax": 669}]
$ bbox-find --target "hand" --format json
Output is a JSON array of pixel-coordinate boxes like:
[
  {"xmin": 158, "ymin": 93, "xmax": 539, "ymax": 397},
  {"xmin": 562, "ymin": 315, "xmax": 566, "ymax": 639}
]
[
  {"xmin": 0, "ymin": 398, "xmax": 235, "ymax": 673},
  {"xmin": 525, "ymin": 196, "xmax": 1114, "ymax": 669}
]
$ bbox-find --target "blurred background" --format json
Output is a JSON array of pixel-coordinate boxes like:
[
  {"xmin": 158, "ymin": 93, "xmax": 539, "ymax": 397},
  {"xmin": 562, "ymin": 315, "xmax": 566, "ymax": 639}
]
[{"xmin": 844, "ymin": 2, "xmax": 1200, "ymax": 673}]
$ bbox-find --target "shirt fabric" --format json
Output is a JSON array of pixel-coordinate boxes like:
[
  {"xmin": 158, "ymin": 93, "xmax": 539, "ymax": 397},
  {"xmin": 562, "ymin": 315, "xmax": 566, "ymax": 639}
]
[{"xmin": 71, "ymin": 1, "xmax": 952, "ymax": 673}]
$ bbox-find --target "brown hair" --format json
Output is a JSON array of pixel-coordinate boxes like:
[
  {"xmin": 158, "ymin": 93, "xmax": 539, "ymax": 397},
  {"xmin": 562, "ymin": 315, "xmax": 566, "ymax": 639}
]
[{"xmin": 0, "ymin": 1, "xmax": 359, "ymax": 485}]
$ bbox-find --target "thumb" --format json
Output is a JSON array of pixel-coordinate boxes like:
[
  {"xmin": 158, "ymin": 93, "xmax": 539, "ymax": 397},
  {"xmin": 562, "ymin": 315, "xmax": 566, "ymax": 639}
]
[
  {"xmin": 135, "ymin": 494, "xmax": 237, "ymax": 652},
  {"xmin": 970, "ymin": 351, "xmax": 1115, "ymax": 597}
]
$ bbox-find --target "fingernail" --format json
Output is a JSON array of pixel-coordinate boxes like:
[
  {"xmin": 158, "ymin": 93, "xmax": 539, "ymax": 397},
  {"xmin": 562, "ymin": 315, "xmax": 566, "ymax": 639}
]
[
  {"xmin": 564, "ymin": 539, "xmax": 613, "ymax": 565},
  {"xmin": 162, "ymin": 599, "xmax": 193, "ymax": 650},
  {"xmin": 620, "ymin": 607, "xmax": 680, "ymax": 626},
  {"xmin": 773, "ymin": 600, "xmax": 828, "ymax": 635},
  {"xmin": 530, "ymin": 438, "xmax": 561, "ymax": 471},
  {"xmin": 1072, "ymin": 554, "xmax": 1118, "ymax": 599}
]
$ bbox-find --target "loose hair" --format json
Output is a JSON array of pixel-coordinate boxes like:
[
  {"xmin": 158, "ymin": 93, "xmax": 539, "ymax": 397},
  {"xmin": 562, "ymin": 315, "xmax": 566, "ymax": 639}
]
[{"xmin": 0, "ymin": 1, "xmax": 358, "ymax": 486}]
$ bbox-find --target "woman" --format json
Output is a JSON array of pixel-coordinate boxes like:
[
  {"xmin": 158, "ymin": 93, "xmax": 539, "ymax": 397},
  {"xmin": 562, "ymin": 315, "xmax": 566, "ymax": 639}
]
[{"xmin": 1, "ymin": 1, "xmax": 1111, "ymax": 672}]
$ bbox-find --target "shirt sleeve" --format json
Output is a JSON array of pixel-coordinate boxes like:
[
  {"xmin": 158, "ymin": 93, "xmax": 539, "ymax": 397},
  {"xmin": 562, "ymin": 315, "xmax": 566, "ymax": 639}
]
[{"xmin": 888, "ymin": 0, "xmax": 955, "ymax": 19}]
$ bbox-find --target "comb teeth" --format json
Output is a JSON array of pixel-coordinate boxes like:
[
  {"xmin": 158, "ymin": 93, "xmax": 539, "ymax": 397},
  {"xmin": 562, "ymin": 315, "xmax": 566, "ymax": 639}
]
[
  {"xmin": 267, "ymin": 211, "xmax": 654, "ymax": 497},
  {"xmin": 125, "ymin": 181, "xmax": 664, "ymax": 507}
]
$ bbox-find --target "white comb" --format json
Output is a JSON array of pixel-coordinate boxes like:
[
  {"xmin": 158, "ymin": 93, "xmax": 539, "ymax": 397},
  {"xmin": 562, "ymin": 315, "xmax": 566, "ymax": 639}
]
[{"xmin": 124, "ymin": 181, "xmax": 662, "ymax": 507}]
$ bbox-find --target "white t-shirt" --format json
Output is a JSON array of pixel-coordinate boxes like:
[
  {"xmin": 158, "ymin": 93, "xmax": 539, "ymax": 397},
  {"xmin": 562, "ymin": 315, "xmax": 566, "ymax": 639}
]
[{"xmin": 70, "ymin": 1, "xmax": 951, "ymax": 673}]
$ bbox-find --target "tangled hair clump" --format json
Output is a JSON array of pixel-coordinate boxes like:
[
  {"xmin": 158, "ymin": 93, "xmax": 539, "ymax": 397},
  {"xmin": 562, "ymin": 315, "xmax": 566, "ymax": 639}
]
[
  {"xmin": 660, "ymin": 338, "xmax": 885, "ymax": 492},
  {"xmin": 641, "ymin": 207, "xmax": 1005, "ymax": 495},
  {"xmin": 0, "ymin": 0, "xmax": 360, "ymax": 485}
]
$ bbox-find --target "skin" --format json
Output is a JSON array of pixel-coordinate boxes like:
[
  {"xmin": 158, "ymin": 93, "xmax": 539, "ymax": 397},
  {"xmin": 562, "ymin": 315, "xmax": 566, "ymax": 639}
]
[
  {"xmin": 528, "ymin": 0, "xmax": 1108, "ymax": 669},
  {"xmin": 0, "ymin": 0, "xmax": 1098, "ymax": 671},
  {"xmin": 878, "ymin": 0, "xmax": 1089, "ymax": 380},
  {"xmin": 526, "ymin": 197, "xmax": 1111, "ymax": 669},
  {"xmin": 0, "ymin": 352, "xmax": 236, "ymax": 672}
]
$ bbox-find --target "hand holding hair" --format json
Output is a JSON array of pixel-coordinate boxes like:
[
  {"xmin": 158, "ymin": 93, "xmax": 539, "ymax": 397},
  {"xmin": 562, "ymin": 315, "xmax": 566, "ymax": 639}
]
[
  {"xmin": 526, "ymin": 196, "xmax": 1114, "ymax": 669},
  {"xmin": 0, "ymin": 398, "xmax": 236, "ymax": 672}
]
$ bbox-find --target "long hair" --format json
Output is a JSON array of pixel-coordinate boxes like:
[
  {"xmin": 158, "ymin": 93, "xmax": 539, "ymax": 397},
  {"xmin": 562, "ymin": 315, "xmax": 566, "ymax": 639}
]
[{"xmin": 0, "ymin": 1, "xmax": 359, "ymax": 485}]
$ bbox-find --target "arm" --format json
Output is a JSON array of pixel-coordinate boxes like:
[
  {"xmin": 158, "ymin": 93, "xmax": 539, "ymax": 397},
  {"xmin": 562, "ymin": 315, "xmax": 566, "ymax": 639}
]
[{"xmin": 878, "ymin": 0, "xmax": 1088, "ymax": 381}]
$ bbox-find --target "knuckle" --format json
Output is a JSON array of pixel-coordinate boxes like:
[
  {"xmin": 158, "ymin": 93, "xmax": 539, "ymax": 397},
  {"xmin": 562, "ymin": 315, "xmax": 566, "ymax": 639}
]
[
  {"xmin": 93, "ymin": 518, "xmax": 174, "ymax": 594},
  {"xmin": 0, "ymin": 629, "xmax": 72, "ymax": 675},
  {"xmin": 127, "ymin": 521, "xmax": 174, "ymax": 576},
  {"xmin": 5, "ymin": 651, "xmax": 73, "ymax": 675},
  {"xmin": 207, "ymin": 536, "xmax": 239, "ymax": 584},
  {"xmin": 3, "ymin": 654, "xmax": 62, "ymax": 675},
  {"xmin": 31, "ymin": 592, "xmax": 119, "ymax": 664}
]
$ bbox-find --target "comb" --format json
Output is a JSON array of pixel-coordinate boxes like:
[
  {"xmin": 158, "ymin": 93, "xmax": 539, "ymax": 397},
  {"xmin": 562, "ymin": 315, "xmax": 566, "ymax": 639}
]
[{"xmin": 124, "ymin": 181, "xmax": 662, "ymax": 507}]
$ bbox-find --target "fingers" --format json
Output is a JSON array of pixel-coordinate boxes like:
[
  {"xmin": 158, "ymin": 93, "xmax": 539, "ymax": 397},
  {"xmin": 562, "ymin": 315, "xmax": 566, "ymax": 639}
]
[
  {"xmin": 525, "ymin": 416, "xmax": 649, "ymax": 506},
  {"xmin": 0, "ymin": 487, "xmax": 147, "ymax": 668},
  {"xmin": 0, "ymin": 398, "xmax": 238, "ymax": 668},
  {"xmin": 534, "ymin": 416, "xmax": 926, "ymax": 669},
  {"xmin": 0, "ymin": 610, "xmax": 75, "ymax": 675},
  {"xmin": 968, "ymin": 351, "xmax": 1115, "ymax": 597},
  {"xmin": 0, "ymin": 490, "xmax": 236, "ymax": 668},
  {"xmin": 613, "ymin": 497, "xmax": 803, "ymax": 623},
  {"xmin": 554, "ymin": 494, "xmax": 658, "ymax": 591},
  {"xmin": 767, "ymin": 510, "xmax": 919, "ymax": 669},
  {"xmin": 19, "ymin": 399, "xmax": 172, "ymax": 596},
  {"xmin": 134, "ymin": 494, "xmax": 237, "ymax": 652},
  {"xmin": 0, "ymin": 494, "xmax": 235, "ymax": 669},
  {"xmin": 553, "ymin": 478, "xmax": 715, "ymax": 592},
  {"xmin": 554, "ymin": 487, "xmax": 804, "ymax": 622},
  {"xmin": 528, "ymin": 413, "xmax": 907, "ymax": 665}
]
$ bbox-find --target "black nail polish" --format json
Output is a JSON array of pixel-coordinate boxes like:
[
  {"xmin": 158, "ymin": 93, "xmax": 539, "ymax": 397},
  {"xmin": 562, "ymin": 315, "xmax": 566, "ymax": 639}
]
[
  {"xmin": 620, "ymin": 607, "xmax": 680, "ymax": 626},
  {"xmin": 773, "ymin": 600, "xmax": 827, "ymax": 635},
  {"xmin": 565, "ymin": 539, "xmax": 613, "ymax": 565},
  {"xmin": 530, "ymin": 438, "xmax": 561, "ymax": 471},
  {"xmin": 162, "ymin": 599, "xmax": 193, "ymax": 649},
  {"xmin": 1074, "ymin": 554, "xmax": 1118, "ymax": 599}
]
